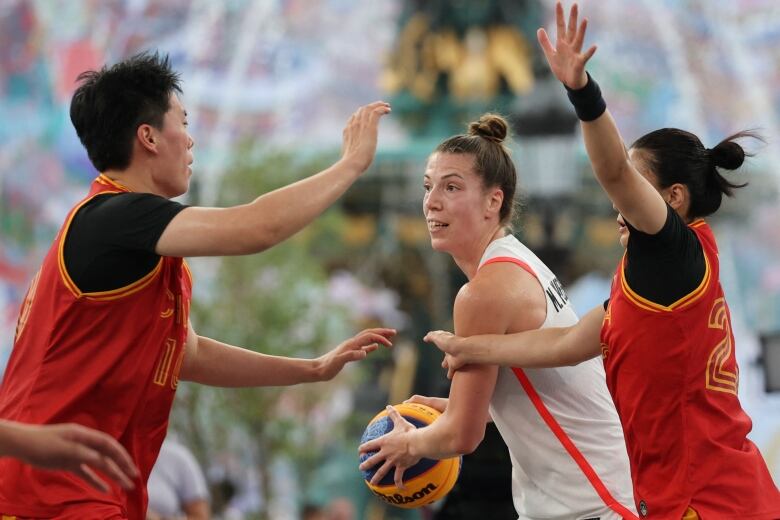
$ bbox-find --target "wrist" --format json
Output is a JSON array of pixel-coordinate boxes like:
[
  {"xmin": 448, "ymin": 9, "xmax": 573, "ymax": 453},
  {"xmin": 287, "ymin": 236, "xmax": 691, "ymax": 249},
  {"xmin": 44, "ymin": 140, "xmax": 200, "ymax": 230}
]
[
  {"xmin": 309, "ymin": 357, "xmax": 325, "ymax": 382},
  {"xmin": 335, "ymin": 157, "xmax": 367, "ymax": 179},
  {"xmin": 564, "ymin": 72, "xmax": 606, "ymax": 122}
]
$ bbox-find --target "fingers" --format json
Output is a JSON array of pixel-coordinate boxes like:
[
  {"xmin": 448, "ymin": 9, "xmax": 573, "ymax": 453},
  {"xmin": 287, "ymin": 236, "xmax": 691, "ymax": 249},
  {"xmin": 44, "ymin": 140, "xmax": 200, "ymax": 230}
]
[
  {"xmin": 423, "ymin": 330, "xmax": 454, "ymax": 353},
  {"xmin": 537, "ymin": 28, "xmax": 555, "ymax": 61},
  {"xmin": 88, "ymin": 452, "xmax": 135, "ymax": 491},
  {"xmin": 394, "ymin": 464, "xmax": 407, "ymax": 490},
  {"xmin": 573, "ymin": 18, "xmax": 588, "ymax": 53},
  {"xmin": 403, "ymin": 395, "xmax": 448, "ymax": 413},
  {"xmin": 567, "ymin": 3, "xmax": 579, "ymax": 41},
  {"xmin": 359, "ymin": 438, "xmax": 381, "ymax": 456},
  {"xmin": 75, "ymin": 463, "xmax": 110, "ymax": 493},
  {"xmin": 554, "ymin": 1, "xmax": 565, "ymax": 42},
  {"xmin": 358, "ymin": 331, "xmax": 394, "ymax": 348},
  {"xmin": 370, "ymin": 460, "xmax": 394, "ymax": 486},
  {"xmin": 361, "ymin": 343, "xmax": 379, "ymax": 354},
  {"xmin": 77, "ymin": 426, "xmax": 138, "ymax": 482},
  {"xmin": 582, "ymin": 44, "xmax": 597, "ymax": 62}
]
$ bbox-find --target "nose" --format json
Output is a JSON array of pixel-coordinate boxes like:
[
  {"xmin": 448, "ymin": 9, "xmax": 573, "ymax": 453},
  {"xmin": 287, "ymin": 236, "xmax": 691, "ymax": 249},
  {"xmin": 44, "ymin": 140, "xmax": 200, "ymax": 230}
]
[
  {"xmin": 188, "ymin": 134, "xmax": 194, "ymax": 149},
  {"xmin": 424, "ymin": 187, "xmax": 442, "ymax": 213}
]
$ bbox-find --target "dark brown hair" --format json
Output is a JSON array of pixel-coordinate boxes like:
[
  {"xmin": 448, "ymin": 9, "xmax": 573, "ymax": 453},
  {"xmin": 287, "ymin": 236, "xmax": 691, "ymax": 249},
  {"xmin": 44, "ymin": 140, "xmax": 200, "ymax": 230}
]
[{"xmin": 435, "ymin": 113, "xmax": 518, "ymax": 226}]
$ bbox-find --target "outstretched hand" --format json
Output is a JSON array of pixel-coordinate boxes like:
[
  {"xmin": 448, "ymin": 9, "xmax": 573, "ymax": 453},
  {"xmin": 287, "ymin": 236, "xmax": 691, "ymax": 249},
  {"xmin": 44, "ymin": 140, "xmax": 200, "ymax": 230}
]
[
  {"xmin": 315, "ymin": 327, "xmax": 396, "ymax": 381},
  {"xmin": 341, "ymin": 101, "xmax": 392, "ymax": 174},
  {"xmin": 358, "ymin": 405, "xmax": 418, "ymax": 489},
  {"xmin": 537, "ymin": 2, "xmax": 596, "ymax": 90},
  {"xmin": 16, "ymin": 422, "xmax": 138, "ymax": 492}
]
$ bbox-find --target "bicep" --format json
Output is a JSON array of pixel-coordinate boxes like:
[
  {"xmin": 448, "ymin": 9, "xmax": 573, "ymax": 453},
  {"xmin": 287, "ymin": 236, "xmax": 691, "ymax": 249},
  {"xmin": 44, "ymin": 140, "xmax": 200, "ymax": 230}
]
[{"xmin": 156, "ymin": 205, "xmax": 256, "ymax": 257}]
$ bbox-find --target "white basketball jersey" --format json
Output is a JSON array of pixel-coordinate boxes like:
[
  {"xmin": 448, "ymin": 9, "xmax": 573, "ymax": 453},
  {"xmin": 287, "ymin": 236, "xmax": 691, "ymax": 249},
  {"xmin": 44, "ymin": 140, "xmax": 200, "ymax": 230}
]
[{"xmin": 481, "ymin": 235, "xmax": 635, "ymax": 520}]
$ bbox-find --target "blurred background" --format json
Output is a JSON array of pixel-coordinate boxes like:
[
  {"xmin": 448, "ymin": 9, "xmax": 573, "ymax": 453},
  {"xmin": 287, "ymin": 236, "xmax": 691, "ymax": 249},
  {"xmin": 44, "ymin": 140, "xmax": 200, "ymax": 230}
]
[{"xmin": 1, "ymin": 0, "xmax": 780, "ymax": 518}]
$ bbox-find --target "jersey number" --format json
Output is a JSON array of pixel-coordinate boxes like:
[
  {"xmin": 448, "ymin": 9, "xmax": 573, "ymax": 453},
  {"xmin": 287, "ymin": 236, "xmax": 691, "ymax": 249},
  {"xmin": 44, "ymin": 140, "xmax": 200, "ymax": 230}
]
[{"xmin": 706, "ymin": 298, "xmax": 738, "ymax": 395}]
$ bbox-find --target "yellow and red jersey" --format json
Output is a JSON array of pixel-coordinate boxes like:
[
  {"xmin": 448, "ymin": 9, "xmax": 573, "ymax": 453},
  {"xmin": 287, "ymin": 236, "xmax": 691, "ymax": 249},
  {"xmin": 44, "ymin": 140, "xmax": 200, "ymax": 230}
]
[
  {"xmin": 0, "ymin": 175, "xmax": 192, "ymax": 519},
  {"xmin": 602, "ymin": 219, "xmax": 780, "ymax": 518}
]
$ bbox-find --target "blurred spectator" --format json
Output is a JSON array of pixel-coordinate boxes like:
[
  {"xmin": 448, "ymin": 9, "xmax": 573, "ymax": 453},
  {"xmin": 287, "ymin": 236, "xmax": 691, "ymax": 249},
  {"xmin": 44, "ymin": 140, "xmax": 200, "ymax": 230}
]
[
  {"xmin": 325, "ymin": 497, "xmax": 354, "ymax": 520},
  {"xmin": 301, "ymin": 503, "xmax": 326, "ymax": 520},
  {"xmin": 147, "ymin": 438, "xmax": 210, "ymax": 520}
]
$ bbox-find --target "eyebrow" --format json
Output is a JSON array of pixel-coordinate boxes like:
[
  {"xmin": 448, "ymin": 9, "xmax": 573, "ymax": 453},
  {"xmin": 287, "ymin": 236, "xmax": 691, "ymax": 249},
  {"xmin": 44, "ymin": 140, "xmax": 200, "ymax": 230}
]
[
  {"xmin": 183, "ymin": 110, "xmax": 188, "ymax": 117},
  {"xmin": 423, "ymin": 173, "xmax": 465, "ymax": 180}
]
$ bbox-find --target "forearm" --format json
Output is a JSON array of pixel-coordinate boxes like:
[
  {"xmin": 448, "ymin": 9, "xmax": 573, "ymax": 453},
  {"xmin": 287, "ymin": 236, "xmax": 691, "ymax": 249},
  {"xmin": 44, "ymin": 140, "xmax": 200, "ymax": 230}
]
[
  {"xmin": 241, "ymin": 158, "xmax": 363, "ymax": 250},
  {"xmin": 581, "ymin": 110, "xmax": 633, "ymax": 187},
  {"xmin": 459, "ymin": 327, "xmax": 580, "ymax": 368},
  {"xmin": 180, "ymin": 335, "xmax": 321, "ymax": 387},
  {"xmin": 460, "ymin": 307, "xmax": 604, "ymax": 368},
  {"xmin": 0, "ymin": 420, "xmax": 28, "ymax": 459},
  {"xmin": 405, "ymin": 413, "xmax": 475, "ymax": 460}
]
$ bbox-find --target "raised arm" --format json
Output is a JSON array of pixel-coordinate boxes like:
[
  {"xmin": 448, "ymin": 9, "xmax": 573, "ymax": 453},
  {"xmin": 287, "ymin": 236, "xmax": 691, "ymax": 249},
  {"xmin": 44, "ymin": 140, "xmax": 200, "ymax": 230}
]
[
  {"xmin": 539, "ymin": 2, "xmax": 667, "ymax": 233},
  {"xmin": 180, "ymin": 321, "xmax": 395, "ymax": 387},
  {"xmin": 426, "ymin": 304, "xmax": 605, "ymax": 372},
  {"xmin": 156, "ymin": 101, "xmax": 390, "ymax": 257}
]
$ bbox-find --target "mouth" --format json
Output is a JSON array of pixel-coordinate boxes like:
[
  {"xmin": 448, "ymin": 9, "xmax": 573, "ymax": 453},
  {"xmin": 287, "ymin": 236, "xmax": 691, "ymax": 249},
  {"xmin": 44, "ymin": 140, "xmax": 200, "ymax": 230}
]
[{"xmin": 427, "ymin": 219, "xmax": 449, "ymax": 232}]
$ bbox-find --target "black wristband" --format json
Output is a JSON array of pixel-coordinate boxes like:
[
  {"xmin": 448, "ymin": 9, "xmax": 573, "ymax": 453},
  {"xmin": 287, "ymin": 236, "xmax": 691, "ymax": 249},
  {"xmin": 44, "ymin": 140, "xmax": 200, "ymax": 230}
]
[{"xmin": 565, "ymin": 72, "xmax": 607, "ymax": 122}]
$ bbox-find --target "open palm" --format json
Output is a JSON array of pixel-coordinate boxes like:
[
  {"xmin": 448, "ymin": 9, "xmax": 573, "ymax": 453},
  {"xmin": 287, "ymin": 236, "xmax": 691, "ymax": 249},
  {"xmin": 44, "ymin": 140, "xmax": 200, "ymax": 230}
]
[{"xmin": 537, "ymin": 2, "xmax": 597, "ymax": 90}]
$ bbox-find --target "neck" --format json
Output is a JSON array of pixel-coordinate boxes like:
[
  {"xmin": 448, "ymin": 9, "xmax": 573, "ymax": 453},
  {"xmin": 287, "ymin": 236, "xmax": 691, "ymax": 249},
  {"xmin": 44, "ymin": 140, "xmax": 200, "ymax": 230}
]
[
  {"xmin": 453, "ymin": 226, "xmax": 506, "ymax": 280},
  {"xmin": 101, "ymin": 164, "xmax": 160, "ymax": 196}
]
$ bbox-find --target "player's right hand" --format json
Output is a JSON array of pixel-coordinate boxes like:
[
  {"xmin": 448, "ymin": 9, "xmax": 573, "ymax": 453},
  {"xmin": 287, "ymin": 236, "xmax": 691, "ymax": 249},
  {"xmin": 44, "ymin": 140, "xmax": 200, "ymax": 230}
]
[{"xmin": 340, "ymin": 101, "xmax": 391, "ymax": 174}]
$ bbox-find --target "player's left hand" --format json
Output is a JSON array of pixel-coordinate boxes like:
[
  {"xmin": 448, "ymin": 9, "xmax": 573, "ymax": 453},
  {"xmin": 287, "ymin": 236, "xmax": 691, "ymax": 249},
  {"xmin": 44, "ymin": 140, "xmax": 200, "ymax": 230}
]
[
  {"xmin": 358, "ymin": 405, "xmax": 418, "ymax": 489},
  {"xmin": 314, "ymin": 328, "xmax": 395, "ymax": 381}
]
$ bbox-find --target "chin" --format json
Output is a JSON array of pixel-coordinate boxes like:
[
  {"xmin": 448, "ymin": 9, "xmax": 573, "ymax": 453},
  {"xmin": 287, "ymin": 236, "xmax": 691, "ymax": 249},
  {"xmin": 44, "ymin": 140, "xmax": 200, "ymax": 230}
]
[
  {"xmin": 619, "ymin": 235, "xmax": 629, "ymax": 248},
  {"xmin": 429, "ymin": 237, "xmax": 450, "ymax": 253}
]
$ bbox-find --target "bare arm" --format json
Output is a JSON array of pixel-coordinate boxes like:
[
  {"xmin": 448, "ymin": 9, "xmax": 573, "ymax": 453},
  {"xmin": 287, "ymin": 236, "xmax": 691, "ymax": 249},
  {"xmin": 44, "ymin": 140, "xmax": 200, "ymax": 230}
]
[
  {"xmin": 0, "ymin": 420, "xmax": 138, "ymax": 493},
  {"xmin": 359, "ymin": 263, "xmax": 545, "ymax": 487},
  {"xmin": 183, "ymin": 499, "xmax": 210, "ymax": 520},
  {"xmin": 426, "ymin": 304, "xmax": 605, "ymax": 372},
  {"xmin": 156, "ymin": 101, "xmax": 390, "ymax": 257},
  {"xmin": 538, "ymin": 2, "xmax": 667, "ymax": 234},
  {"xmin": 180, "ymin": 321, "xmax": 395, "ymax": 387}
]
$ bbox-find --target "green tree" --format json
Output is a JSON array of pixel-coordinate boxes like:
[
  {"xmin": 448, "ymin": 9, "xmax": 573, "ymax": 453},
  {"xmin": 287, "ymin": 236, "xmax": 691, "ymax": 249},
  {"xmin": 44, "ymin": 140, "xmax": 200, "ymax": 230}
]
[{"xmin": 170, "ymin": 150, "xmax": 372, "ymax": 519}]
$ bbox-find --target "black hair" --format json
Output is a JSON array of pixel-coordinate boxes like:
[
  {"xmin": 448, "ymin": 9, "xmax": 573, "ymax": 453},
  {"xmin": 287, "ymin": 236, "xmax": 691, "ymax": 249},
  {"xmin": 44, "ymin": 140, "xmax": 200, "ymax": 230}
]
[
  {"xmin": 435, "ymin": 113, "xmax": 518, "ymax": 226},
  {"xmin": 69, "ymin": 51, "xmax": 182, "ymax": 172},
  {"xmin": 630, "ymin": 128, "xmax": 760, "ymax": 218}
]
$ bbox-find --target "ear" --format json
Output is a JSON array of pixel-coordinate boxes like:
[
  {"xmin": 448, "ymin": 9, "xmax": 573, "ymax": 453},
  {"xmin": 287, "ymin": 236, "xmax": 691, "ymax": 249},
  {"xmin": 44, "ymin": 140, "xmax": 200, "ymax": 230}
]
[
  {"xmin": 665, "ymin": 182, "xmax": 688, "ymax": 212},
  {"xmin": 486, "ymin": 188, "xmax": 504, "ymax": 218},
  {"xmin": 137, "ymin": 124, "xmax": 158, "ymax": 154}
]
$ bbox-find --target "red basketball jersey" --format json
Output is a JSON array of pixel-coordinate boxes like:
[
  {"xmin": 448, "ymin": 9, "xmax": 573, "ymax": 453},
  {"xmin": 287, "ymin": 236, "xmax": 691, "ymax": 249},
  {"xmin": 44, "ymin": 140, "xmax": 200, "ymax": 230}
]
[
  {"xmin": 0, "ymin": 175, "xmax": 192, "ymax": 519},
  {"xmin": 601, "ymin": 219, "xmax": 780, "ymax": 518}
]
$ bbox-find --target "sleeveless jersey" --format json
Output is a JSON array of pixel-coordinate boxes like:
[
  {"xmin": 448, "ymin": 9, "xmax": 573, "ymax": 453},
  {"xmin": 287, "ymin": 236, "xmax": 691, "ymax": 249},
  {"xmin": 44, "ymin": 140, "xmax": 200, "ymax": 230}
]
[
  {"xmin": 481, "ymin": 235, "xmax": 636, "ymax": 520},
  {"xmin": 0, "ymin": 175, "xmax": 192, "ymax": 519},
  {"xmin": 601, "ymin": 219, "xmax": 780, "ymax": 518}
]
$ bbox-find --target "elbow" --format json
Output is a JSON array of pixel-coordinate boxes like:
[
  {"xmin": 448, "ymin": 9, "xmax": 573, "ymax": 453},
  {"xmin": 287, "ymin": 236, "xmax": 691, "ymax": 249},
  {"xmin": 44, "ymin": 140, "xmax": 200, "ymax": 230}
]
[{"xmin": 449, "ymin": 428, "xmax": 484, "ymax": 455}]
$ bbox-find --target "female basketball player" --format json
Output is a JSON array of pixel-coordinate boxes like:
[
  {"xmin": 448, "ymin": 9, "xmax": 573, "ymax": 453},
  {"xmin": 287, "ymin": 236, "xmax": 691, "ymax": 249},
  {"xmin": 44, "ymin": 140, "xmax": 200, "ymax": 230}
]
[
  {"xmin": 359, "ymin": 113, "xmax": 636, "ymax": 519},
  {"xmin": 425, "ymin": 3, "xmax": 780, "ymax": 518}
]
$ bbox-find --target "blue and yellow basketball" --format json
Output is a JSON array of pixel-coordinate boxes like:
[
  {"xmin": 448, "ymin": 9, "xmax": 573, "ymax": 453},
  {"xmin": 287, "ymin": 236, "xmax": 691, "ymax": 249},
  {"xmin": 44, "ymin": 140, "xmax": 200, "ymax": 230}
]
[{"xmin": 359, "ymin": 402, "xmax": 462, "ymax": 509}]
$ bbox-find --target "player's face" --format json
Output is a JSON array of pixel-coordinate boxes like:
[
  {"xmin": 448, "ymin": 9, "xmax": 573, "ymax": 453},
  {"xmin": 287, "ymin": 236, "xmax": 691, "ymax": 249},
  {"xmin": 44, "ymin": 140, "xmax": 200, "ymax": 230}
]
[
  {"xmin": 153, "ymin": 94, "xmax": 194, "ymax": 198},
  {"xmin": 423, "ymin": 152, "xmax": 496, "ymax": 257}
]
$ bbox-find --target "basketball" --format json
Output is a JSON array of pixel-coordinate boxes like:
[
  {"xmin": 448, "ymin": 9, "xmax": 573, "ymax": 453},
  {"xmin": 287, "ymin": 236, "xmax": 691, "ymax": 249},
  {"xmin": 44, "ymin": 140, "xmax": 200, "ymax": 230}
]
[{"xmin": 359, "ymin": 402, "xmax": 462, "ymax": 509}]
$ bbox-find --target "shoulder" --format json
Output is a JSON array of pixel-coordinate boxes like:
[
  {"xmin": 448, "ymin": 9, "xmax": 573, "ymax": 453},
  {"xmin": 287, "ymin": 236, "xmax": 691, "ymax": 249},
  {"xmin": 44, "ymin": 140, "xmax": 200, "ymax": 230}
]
[{"xmin": 454, "ymin": 262, "xmax": 546, "ymax": 334}]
